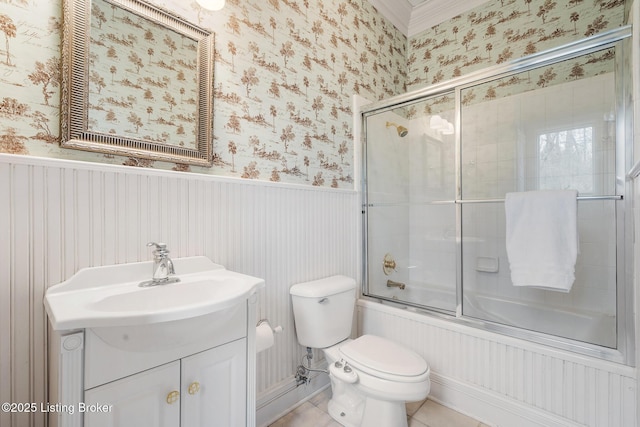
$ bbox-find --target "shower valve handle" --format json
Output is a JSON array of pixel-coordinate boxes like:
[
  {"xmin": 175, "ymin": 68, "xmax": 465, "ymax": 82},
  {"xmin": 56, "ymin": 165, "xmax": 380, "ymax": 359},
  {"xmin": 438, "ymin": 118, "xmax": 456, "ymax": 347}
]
[{"xmin": 382, "ymin": 253, "xmax": 397, "ymax": 275}]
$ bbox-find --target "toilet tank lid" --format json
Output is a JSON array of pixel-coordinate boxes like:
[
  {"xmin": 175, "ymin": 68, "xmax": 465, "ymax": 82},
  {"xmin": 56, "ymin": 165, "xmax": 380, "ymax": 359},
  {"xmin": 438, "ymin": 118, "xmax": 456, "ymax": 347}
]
[{"xmin": 290, "ymin": 275, "xmax": 356, "ymax": 297}]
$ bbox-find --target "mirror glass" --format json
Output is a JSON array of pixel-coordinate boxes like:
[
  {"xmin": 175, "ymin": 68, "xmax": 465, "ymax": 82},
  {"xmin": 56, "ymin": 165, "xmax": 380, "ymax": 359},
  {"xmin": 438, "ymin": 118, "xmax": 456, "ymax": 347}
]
[{"xmin": 61, "ymin": 0, "xmax": 214, "ymax": 166}]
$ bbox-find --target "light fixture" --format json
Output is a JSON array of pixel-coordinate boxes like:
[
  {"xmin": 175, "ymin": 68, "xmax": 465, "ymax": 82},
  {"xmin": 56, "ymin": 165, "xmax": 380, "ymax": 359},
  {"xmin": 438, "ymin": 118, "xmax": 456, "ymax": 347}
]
[
  {"xmin": 386, "ymin": 121, "xmax": 408, "ymax": 137},
  {"xmin": 196, "ymin": 0, "xmax": 225, "ymax": 11}
]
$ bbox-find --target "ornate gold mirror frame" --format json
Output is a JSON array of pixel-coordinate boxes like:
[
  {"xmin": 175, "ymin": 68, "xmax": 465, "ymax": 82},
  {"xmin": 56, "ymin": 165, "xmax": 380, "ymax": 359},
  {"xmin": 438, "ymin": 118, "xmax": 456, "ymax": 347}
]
[{"xmin": 61, "ymin": 0, "xmax": 214, "ymax": 166}]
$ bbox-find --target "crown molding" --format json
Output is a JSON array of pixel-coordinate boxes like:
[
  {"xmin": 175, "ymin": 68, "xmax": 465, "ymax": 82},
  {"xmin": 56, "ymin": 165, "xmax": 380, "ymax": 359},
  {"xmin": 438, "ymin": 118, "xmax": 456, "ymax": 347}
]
[
  {"xmin": 369, "ymin": 0, "xmax": 491, "ymax": 38},
  {"xmin": 408, "ymin": 0, "xmax": 490, "ymax": 37},
  {"xmin": 368, "ymin": 0, "xmax": 413, "ymax": 36}
]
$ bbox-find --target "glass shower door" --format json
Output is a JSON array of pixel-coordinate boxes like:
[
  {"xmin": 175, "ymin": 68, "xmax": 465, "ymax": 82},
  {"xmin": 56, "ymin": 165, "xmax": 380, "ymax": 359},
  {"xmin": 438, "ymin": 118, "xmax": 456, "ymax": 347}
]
[
  {"xmin": 364, "ymin": 92, "xmax": 457, "ymax": 313},
  {"xmin": 361, "ymin": 29, "xmax": 633, "ymax": 363},
  {"xmin": 459, "ymin": 47, "xmax": 620, "ymax": 348}
]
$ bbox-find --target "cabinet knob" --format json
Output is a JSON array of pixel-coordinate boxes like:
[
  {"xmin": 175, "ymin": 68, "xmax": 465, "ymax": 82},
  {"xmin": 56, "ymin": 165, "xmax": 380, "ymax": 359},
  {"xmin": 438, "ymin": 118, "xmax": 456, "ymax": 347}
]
[
  {"xmin": 166, "ymin": 390, "xmax": 180, "ymax": 404},
  {"xmin": 188, "ymin": 381, "xmax": 200, "ymax": 395}
]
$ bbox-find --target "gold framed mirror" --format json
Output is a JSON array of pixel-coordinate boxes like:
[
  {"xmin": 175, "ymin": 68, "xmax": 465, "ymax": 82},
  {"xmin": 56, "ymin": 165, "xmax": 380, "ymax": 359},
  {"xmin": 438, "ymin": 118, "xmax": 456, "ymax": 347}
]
[{"xmin": 61, "ymin": 0, "xmax": 214, "ymax": 166}]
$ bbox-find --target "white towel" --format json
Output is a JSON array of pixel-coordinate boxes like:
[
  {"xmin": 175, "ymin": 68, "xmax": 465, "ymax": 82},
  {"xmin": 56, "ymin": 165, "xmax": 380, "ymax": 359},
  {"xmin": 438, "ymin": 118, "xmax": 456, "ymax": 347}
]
[{"xmin": 504, "ymin": 190, "xmax": 578, "ymax": 292}]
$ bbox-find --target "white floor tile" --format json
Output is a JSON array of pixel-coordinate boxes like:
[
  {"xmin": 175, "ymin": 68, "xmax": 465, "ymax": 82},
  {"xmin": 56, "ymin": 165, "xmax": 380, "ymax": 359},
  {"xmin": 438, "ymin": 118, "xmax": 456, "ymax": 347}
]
[
  {"xmin": 270, "ymin": 397, "xmax": 484, "ymax": 427},
  {"xmin": 269, "ymin": 402, "xmax": 340, "ymax": 427},
  {"xmin": 412, "ymin": 400, "xmax": 480, "ymax": 427}
]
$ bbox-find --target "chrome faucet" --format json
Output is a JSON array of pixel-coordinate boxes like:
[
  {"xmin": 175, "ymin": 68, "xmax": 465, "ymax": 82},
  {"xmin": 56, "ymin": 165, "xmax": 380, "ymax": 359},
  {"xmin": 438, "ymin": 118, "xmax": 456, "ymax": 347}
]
[{"xmin": 139, "ymin": 242, "xmax": 180, "ymax": 287}]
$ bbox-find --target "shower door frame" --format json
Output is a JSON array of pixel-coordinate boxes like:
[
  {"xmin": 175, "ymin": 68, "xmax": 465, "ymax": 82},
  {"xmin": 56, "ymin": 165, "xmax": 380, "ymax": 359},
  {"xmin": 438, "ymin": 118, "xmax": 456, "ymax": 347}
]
[{"xmin": 360, "ymin": 26, "xmax": 634, "ymax": 365}]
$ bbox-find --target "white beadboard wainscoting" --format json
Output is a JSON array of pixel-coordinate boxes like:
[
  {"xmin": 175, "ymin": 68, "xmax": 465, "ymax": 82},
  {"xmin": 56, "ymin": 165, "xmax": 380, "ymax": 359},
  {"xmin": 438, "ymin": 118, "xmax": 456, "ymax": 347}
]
[
  {"xmin": 358, "ymin": 299, "xmax": 637, "ymax": 427},
  {"xmin": 0, "ymin": 154, "xmax": 359, "ymax": 427},
  {"xmin": 3, "ymin": 152, "xmax": 640, "ymax": 427}
]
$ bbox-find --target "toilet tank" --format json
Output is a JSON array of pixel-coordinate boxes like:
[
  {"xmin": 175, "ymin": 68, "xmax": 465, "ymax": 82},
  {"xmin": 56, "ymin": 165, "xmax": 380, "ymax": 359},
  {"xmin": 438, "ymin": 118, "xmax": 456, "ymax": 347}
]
[{"xmin": 290, "ymin": 275, "xmax": 356, "ymax": 348}]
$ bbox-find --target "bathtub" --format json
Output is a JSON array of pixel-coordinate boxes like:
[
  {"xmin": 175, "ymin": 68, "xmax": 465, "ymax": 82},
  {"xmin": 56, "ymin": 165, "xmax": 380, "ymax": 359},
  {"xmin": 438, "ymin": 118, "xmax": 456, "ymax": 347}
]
[
  {"xmin": 463, "ymin": 292, "xmax": 616, "ymax": 348},
  {"xmin": 374, "ymin": 280, "xmax": 457, "ymax": 313},
  {"xmin": 369, "ymin": 282, "xmax": 616, "ymax": 349}
]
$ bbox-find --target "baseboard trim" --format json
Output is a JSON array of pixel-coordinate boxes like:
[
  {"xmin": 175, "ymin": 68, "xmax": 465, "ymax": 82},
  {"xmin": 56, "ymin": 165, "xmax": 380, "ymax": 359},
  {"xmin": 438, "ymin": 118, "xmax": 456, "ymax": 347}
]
[
  {"xmin": 256, "ymin": 374, "xmax": 331, "ymax": 427},
  {"xmin": 430, "ymin": 373, "xmax": 584, "ymax": 427},
  {"xmin": 255, "ymin": 370, "xmax": 585, "ymax": 427}
]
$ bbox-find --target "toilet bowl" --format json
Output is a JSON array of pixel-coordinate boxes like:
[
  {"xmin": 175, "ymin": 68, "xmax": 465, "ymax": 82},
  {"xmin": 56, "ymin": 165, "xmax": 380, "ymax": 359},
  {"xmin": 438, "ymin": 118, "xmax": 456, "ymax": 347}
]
[
  {"xmin": 324, "ymin": 335, "xmax": 430, "ymax": 427},
  {"xmin": 290, "ymin": 276, "xmax": 431, "ymax": 427}
]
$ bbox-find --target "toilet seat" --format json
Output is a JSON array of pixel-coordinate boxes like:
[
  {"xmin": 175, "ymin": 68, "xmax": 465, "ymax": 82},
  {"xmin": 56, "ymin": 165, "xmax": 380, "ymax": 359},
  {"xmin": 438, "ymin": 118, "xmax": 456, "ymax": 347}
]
[{"xmin": 339, "ymin": 335, "xmax": 428, "ymax": 382}]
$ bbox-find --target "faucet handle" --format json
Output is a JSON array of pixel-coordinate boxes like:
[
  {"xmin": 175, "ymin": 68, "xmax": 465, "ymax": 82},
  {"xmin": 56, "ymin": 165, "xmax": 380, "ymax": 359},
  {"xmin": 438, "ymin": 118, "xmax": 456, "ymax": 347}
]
[{"xmin": 147, "ymin": 242, "xmax": 168, "ymax": 253}]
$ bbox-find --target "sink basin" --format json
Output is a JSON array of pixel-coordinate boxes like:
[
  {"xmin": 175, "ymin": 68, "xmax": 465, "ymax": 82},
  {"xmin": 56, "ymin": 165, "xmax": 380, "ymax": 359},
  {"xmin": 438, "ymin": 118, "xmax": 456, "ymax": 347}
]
[
  {"xmin": 87, "ymin": 269, "xmax": 252, "ymax": 314},
  {"xmin": 44, "ymin": 256, "xmax": 265, "ymax": 332}
]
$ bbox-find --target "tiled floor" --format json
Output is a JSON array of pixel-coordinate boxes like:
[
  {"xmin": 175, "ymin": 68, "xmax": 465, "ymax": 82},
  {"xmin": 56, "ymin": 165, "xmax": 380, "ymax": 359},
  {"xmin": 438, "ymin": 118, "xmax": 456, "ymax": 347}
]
[{"xmin": 269, "ymin": 387, "xmax": 490, "ymax": 427}]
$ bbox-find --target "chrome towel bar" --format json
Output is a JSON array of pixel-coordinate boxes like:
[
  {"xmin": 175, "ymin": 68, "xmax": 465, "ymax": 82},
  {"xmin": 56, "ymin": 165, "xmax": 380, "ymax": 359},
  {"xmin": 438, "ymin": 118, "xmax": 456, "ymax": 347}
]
[{"xmin": 366, "ymin": 195, "xmax": 622, "ymax": 207}]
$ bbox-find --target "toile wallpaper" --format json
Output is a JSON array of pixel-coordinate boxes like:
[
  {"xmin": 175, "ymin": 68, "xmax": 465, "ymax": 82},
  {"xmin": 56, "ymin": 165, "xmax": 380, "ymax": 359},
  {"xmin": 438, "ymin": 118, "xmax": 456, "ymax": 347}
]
[
  {"xmin": 0, "ymin": 0, "xmax": 407, "ymax": 187},
  {"xmin": 0, "ymin": 0, "xmax": 627, "ymax": 188},
  {"xmin": 408, "ymin": 0, "xmax": 625, "ymax": 91}
]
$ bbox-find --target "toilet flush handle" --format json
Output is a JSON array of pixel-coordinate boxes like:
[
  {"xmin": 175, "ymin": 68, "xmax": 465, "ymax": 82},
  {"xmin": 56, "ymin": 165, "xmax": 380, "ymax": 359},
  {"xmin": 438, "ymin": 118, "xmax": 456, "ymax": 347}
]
[{"xmin": 318, "ymin": 298, "xmax": 329, "ymax": 304}]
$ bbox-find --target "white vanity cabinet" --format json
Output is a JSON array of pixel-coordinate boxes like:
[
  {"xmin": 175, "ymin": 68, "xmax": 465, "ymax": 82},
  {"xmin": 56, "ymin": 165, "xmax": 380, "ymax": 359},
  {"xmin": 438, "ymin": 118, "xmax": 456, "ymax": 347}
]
[
  {"xmin": 45, "ymin": 256, "xmax": 264, "ymax": 427},
  {"xmin": 84, "ymin": 339, "xmax": 246, "ymax": 427},
  {"xmin": 84, "ymin": 361, "xmax": 181, "ymax": 427},
  {"xmin": 53, "ymin": 302, "xmax": 256, "ymax": 427},
  {"xmin": 180, "ymin": 338, "xmax": 247, "ymax": 426}
]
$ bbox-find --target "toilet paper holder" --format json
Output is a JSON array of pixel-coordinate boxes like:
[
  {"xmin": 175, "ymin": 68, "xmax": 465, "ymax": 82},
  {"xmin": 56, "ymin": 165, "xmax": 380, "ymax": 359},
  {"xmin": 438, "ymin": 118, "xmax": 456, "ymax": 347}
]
[
  {"xmin": 255, "ymin": 319, "xmax": 283, "ymax": 354},
  {"xmin": 257, "ymin": 319, "xmax": 283, "ymax": 334}
]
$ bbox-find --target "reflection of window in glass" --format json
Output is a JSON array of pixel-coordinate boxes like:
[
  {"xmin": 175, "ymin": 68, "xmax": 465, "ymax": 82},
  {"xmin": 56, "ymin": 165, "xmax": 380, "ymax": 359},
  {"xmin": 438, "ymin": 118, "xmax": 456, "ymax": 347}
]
[{"xmin": 538, "ymin": 126, "xmax": 593, "ymax": 193}]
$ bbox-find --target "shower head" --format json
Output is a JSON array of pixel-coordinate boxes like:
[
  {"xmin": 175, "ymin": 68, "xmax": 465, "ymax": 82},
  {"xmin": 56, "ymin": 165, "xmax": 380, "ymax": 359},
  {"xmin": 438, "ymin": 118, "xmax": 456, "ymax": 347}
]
[{"xmin": 386, "ymin": 122, "xmax": 408, "ymax": 138}]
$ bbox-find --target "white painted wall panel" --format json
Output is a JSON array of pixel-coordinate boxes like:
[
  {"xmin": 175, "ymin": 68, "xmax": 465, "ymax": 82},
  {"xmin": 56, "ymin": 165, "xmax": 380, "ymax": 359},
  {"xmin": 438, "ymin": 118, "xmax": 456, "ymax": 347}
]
[
  {"xmin": 0, "ymin": 162, "xmax": 12, "ymax": 427},
  {"xmin": 6, "ymin": 152, "xmax": 636, "ymax": 427},
  {"xmin": 0, "ymin": 154, "xmax": 359, "ymax": 427}
]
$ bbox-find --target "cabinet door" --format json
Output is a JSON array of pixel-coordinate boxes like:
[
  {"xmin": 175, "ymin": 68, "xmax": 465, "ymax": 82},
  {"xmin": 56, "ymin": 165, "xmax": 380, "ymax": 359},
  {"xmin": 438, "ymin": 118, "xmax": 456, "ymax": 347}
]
[
  {"xmin": 181, "ymin": 338, "xmax": 247, "ymax": 427},
  {"xmin": 84, "ymin": 361, "xmax": 180, "ymax": 427}
]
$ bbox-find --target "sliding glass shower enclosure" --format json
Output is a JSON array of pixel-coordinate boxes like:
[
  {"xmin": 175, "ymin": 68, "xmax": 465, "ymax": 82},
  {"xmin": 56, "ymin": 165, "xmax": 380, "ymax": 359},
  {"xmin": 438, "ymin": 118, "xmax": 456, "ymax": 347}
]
[{"xmin": 361, "ymin": 27, "xmax": 634, "ymax": 364}]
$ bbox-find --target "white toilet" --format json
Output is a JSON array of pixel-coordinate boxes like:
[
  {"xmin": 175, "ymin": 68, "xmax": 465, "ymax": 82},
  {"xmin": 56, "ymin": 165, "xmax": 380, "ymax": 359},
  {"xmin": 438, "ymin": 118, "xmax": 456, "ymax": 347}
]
[{"xmin": 290, "ymin": 275, "xmax": 430, "ymax": 427}]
